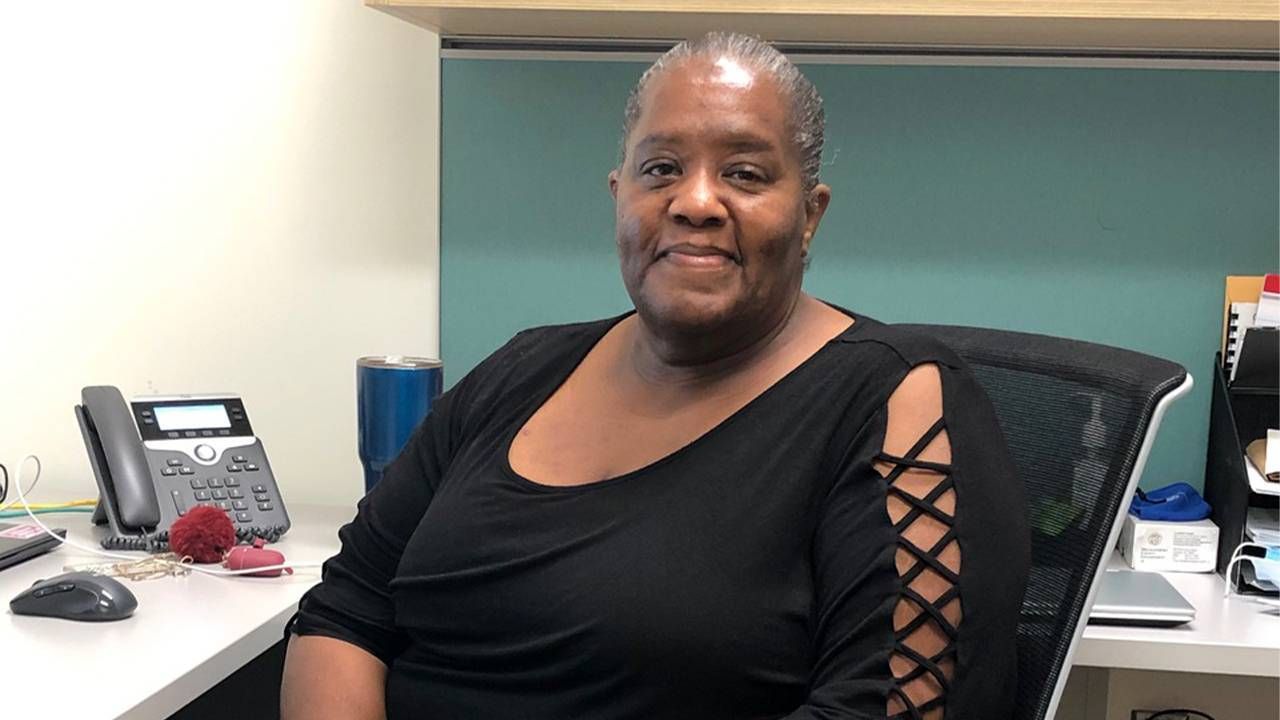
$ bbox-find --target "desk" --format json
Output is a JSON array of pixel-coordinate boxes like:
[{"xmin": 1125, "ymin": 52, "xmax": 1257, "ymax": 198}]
[
  {"xmin": 0, "ymin": 504, "xmax": 348, "ymax": 720},
  {"xmin": 4, "ymin": 510, "xmax": 1275, "ymax": 719},
  {"xmin": 1075, "ymin": 552, "xmax": 1280, "ymax": 677}
]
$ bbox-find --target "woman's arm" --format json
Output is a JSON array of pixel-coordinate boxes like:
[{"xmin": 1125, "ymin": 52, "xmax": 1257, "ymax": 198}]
[
  {"xmin": 876, "ymin": 363, "xmax": 957, "ymax": 719},
  {"xmin": 784, "ymin": 361, "xmax": 1026, "ymax": 719},
  {"xmin": 279, "ymin": 372, "xmax": 469, "ymax": 715},
  {"xmin": 281, "ymin": 635, "xmax": 388, "ymax": 720}
]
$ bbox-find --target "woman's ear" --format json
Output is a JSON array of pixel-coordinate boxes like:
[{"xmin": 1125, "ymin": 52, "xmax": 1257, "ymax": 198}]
[
  {"xmin": 802, "ymin": 183, "xmax": 832, "ymax": 255},
  {"xmin": 608, "ymin": 169, "xmax": 620, "ymax": 199}
]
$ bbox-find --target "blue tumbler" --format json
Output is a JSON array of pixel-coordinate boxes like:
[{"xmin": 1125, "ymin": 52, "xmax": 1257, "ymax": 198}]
[{"xmin": 357, "ymin": 356, "xmax": 443, "ymax": 493}]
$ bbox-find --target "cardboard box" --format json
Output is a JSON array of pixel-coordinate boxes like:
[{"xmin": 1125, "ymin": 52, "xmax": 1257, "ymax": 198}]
[{"xmin": 1119, "ymin": 515, "xmax": 1219, "ymax": 573}]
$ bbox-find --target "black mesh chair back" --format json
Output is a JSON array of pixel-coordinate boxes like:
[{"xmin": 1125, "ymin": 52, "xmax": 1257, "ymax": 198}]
[{"xmin": 901, "ymin": 324, "xmax": 1192, "ymax": 720}]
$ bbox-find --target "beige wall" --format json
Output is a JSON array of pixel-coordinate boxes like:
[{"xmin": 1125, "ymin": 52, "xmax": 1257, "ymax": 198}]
[{"xmin": 0, "ymin": 1, "xmax": 440, "ymax": 508}]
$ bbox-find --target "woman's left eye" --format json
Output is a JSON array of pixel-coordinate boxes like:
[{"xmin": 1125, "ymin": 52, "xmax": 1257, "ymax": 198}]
[{"xmin": 727, "ymin": 168, "xmax": 764, "ymax": 183}]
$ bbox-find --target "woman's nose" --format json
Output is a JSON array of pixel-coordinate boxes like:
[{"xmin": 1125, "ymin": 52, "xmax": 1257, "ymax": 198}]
[{"xmin": 668, "ymin": 170, "xmax": 727, "ymax": 228}]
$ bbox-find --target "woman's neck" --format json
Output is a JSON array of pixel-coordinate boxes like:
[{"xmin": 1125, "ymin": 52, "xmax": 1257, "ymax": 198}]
[{"xmin": 624, "ymin": 293, "xmax": 813, "ymax": 390}]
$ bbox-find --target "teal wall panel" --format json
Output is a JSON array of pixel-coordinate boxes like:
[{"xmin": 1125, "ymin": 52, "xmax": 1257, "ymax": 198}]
[{"xmin": 441, "ymin": 59, "xmax": 1278, "ymax": 490}]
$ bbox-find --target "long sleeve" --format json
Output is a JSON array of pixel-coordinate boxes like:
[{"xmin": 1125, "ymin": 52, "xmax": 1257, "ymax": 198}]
[
  {"xmin": 779, "ymin": 401, "xmax": 900, "ymax": 720},
  {"xmin": 784, "ymin": 359, "xmax": 1025, "ymax": 719},
  {"xmin": 286, "ymin": 379, "xmax": 464, "ymax": 665}
]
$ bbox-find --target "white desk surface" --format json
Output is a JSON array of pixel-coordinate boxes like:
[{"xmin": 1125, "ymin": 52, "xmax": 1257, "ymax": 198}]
[
  {"xmin": 0, "ymin": 503, "xmax": 349, "ymax": 720},
  {"xmin": 1075, "ymin": 552, "xmax": 1280, "ymax": 677},
  {"xmin": 5, "ymin": 508, "xmax": 1276, "ymax": 719}
]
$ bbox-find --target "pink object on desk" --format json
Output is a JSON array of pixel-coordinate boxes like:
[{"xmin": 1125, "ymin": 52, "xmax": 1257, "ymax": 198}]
[{"xmin": 222, "ymin": 538, "xmax": 293, "ymax": 577}]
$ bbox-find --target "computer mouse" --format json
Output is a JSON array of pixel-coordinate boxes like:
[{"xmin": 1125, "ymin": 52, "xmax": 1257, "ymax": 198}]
[{"xmin": 9, "ymin": 571, "xmax": 137, "ymax": 621}]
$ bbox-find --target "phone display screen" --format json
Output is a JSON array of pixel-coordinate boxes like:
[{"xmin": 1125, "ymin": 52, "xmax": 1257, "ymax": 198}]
[{"xmin": 153, "ymin": 404, "xmax": 231, "ymax": 431}]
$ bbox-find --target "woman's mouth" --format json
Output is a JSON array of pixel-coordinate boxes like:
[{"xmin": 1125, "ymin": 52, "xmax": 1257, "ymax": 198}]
[{"xmin": 659, "ymin": 244, "xmax": 739, "ymax": 268}]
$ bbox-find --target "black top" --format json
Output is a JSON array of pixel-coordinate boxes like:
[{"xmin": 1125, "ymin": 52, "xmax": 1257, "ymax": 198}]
[{"xmin": 289, "ymin": 312, "xmax": 1028, "ymax": 719}]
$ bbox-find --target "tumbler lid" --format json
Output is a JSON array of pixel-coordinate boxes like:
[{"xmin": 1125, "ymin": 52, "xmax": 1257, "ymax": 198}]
[{"xmin": 358, "ymin": 355, "xmax": 443, "ymax": 369}]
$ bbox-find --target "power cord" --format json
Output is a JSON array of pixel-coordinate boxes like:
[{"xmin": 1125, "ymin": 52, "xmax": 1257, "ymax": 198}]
[{"xmin": 6, "ymin": 455, "xmax": 319, "ymax": 577}]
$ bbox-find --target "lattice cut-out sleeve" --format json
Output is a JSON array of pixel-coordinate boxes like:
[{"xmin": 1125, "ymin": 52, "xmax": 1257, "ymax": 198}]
[
  {"xmin": 780, "ymin": 348, "xmax": 1026, "ymax": 720},
  {"xmin": 875, "ymin": 363, "xmax": 960, "ymax": 720}
]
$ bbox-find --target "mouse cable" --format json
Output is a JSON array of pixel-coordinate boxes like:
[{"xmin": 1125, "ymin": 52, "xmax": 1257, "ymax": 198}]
[{"xmin": 8, "ymin": 455, "xmax": 320, "ymax": 577}]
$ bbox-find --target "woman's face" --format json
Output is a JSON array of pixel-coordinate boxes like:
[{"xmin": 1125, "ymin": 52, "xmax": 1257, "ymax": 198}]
[{"xmin": 610, "ymin": 56, "xmax": 830, "ymax": 338}]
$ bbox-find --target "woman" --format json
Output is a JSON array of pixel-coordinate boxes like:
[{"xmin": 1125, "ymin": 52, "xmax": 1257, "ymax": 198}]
[{"xmin": 283, "ymin": 32, "xmax": 1028, "ymax": 719}]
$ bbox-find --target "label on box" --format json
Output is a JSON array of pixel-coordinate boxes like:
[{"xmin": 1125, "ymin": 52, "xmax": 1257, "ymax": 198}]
[
  {"xmin": 1120, "ymin": 515, "xmax": 1219, "ymax": 572},
  {"xmin": 1136, "ymin": 527, "xmax": 1214, "ymax": 564},
  {"xmin": 0, "ymin": 523, "xmax": 43, "ymax": 540}
]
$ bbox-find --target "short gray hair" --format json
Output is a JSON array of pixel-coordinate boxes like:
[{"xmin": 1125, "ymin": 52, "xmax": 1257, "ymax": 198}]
[{"xmin": 620, "ymin": 32, "xmax": 825, "ymax": 191}]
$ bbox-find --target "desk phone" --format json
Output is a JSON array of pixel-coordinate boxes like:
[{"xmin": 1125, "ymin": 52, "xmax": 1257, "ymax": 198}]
[{"xmin": 75, "ymin": 386, "xmax": 290, "ymax": 547}]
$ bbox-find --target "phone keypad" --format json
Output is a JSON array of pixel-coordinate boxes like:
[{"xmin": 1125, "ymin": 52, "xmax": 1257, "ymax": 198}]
[
  {"xmin": 161, "ymin": 447, "xmax": 281, "ymax": 531},
  {"xmin": 184, "ymin": 479, "xmax": 277, "ymax": 525}
]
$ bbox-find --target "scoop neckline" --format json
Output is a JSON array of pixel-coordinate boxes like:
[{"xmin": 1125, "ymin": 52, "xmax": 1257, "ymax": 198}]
[{"xmin": 499, "ymin": 305, "xmax": 867, "ymax": 494}]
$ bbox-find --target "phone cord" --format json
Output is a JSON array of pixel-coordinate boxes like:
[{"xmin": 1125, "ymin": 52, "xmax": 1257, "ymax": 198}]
[{"xmin": 99, "ymin": 524, "xmax": 289, "ymax": 552}]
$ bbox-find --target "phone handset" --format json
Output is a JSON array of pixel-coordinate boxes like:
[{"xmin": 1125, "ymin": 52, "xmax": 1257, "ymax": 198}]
[{"xmin": 76, "ymin": 385, "xmax": 160, "ymax": 533}]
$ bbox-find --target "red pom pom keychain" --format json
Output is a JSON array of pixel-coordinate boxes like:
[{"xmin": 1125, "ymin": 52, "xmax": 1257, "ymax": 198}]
[
  {"xmin": 166, "ymin": 505, "xmax": 295, "ymax": 576},
  {"xmin": 168, "ymin": 505, "xmax": 236, "ymax": 563}
]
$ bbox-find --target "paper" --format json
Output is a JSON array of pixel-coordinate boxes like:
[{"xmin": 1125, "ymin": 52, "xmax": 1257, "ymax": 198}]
[
  {"xmin": 1245, "ymin": 452, "xmax": 1280, "ymax": 496},
  {"xmin": 1268, "ymin": 429, "xmax": 1280, "ymax": 478},
  {"xmin": 1256, "ymin": 273, "xmax": 1280, "ymax": 327},
  {"xmin": 1247, "ymin": 506, "xmax": 1280, "ymax": 546}
]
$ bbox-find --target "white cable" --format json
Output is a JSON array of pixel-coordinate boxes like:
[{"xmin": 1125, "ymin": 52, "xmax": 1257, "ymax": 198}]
[
  {"xmin": 1222, "ymin": 541, "xmax": 1277, "ymax": 598},
  {"xmin": 11, "ymin": 455, "xmax": 320, "ymax": 577},
  {"xmin": 0, "ymin": 455, "xmax": 42, "ymax": 512},
  {"xmin": 13, "ymin": 456, "xmax": 141, "ymax": 562}
]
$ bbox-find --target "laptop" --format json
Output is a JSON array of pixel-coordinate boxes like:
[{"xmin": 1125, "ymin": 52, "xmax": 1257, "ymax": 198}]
[
  {"xmin": 0, "ymin": 523, "xmax": 66, "ymax": 572},
  {"xmin": 1089, "ymin": 570, "xmax": 1197, "ymax": 627}
]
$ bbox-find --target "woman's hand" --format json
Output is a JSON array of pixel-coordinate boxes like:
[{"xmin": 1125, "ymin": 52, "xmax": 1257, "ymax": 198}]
[{"xmin": 281, "ymin": 634, "xmax": 388, "ymax": 720}]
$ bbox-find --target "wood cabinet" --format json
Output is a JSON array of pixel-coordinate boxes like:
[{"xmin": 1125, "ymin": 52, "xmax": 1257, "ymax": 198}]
[{"xmin": 369, "ymin": 1, "xmax": 1279, "ymax": 53}]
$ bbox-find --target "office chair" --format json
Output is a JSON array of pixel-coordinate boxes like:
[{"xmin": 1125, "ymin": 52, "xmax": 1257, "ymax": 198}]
[{"xmin": 901, "ymin": 324, "xmax": 1192, "ymax": 720}]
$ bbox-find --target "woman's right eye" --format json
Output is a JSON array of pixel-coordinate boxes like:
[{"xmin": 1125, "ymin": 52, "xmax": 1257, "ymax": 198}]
[{"xmin": 642, "ymin": 161, "xmax": 678, "ymax": 178}]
